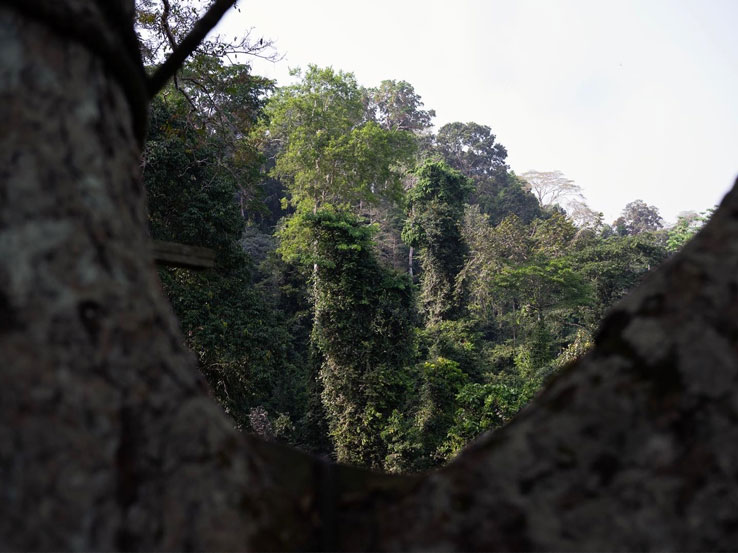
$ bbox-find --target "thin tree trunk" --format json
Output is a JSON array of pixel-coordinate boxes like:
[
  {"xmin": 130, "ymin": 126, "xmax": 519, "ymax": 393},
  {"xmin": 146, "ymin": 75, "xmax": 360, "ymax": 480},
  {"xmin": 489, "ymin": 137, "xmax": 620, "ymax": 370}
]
[{"xmin": 4, "ymin": 2, "xmax": 738, "ymax": 551}]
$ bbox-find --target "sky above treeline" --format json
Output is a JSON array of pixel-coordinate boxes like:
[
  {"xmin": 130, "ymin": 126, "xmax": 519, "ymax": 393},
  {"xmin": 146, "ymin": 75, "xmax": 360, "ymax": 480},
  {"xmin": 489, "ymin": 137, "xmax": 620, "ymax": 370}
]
[{"xmin": 217, "ymin": 0, "xmax": 738, "ymax": 224}]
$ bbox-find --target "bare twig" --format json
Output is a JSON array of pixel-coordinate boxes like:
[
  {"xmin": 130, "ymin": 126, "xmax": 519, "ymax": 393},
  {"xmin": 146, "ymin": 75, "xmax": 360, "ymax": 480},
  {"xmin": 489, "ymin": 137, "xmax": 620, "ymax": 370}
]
[
  {"xmin": 159, "ymin": 0, "xmax": 177, "ymax": 50},
  {"xmin": 147, "ymin": 0, "xmax": 237, "ymax": 98},
  {"xmin": 156, "ymin": 2, "xmax": 197, "ymax": 110}
]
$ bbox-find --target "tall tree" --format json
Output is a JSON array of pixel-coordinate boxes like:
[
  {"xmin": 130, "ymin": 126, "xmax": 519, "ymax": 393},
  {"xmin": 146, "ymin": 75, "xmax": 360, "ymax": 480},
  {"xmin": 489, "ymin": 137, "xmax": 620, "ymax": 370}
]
[
  {"xmin": 292, "ymin": 211, "xmax": 417, "ymax": 468},
  {"xmin": 6, "ymin": 2, "xmax": 738, "ymax": 550},
  {"xmin": 435, "ymin": 122, "xmax": 542, "ymax": 224},
  {"xmin": 403, "ymin": 160, "xmax": 472, "ymax": 323},
  {"xmin": 435, "ymin": 121, "xmax": 508, "ymax": 179},
  {"xmin": 266, "ymin": 68, "xmax": 421, "ymax": 458},
  {"xmin": 264, "ymin": 65, "xmax": 416, "ymax": 214}
]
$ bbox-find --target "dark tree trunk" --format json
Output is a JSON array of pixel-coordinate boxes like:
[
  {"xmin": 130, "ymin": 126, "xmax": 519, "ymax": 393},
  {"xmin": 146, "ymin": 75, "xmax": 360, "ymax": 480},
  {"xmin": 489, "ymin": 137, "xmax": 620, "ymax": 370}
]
[
  {"xmin": 0, "ymin": 3, "xmax": 320, "ymax": 550},
  {"xmin": 3, "ymin": 2, "xmax": 738, "ymax": 551}
]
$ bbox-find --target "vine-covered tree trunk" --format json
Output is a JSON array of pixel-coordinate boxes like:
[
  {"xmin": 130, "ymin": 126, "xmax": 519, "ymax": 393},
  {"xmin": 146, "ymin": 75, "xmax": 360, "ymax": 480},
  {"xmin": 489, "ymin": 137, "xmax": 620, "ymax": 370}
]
[{"xmin": 3, "ymin": 2, "xmax": 738, "ymax": 551}]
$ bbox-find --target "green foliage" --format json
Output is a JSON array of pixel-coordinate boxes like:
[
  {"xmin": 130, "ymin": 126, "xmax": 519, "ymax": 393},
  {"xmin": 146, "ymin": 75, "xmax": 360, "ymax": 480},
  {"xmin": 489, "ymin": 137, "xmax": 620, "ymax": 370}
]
[
  {"xmin": 419, "ymin": 320, "xmax": 484, "ymax": 380},
  {"xmin": 145, "ymin": 56, "xmax": 274, "ymax": 226},
  {"xmin": 554, "ymin": 329, "xmax": 593, "ymax": 368},
  {"xmin": 478, "ymin": 173, "xmax": 544, "ymax": 226},
  {"xmin": 452, "ymin": 203, "xmax": 657, "ymax": 461},
  {"xmin": 146, "ymin": 95, "xmax": 244, "ymax": 254},
  {"xmin": 264, "ymin": 65, "xmax": 416, "ymax": 214},
  {"xmin": 160, "ymin": 267, "xmax": 305, "ymax": 432},
  {"xmin": 142, "ymin": 51, "xmax": 680, "ymax": 473},
  {"xmin": 572, "ymin": 234, "xmax": 669, "ymax": 325},
  {"xmin": 491, "ymin": 257, "xmax": 592, "ymax": 318},
  {"xmin": 403, "ymin": 160, "xmax": 472, "ymax": 322},
  {"xmin": 462, "ymin": 209, "xmax": 590, "ymax": 333},
  {"xmin": 369, "ymin": 79, "xmax": 435, "ymax": 132},
  {"xmin": 530, "ymin": 212, "xmax": 578, "ymax": 257},
  {"xmin": 144, "ymin": 74, "xmax": 309, "ymax": 443},
  {"xmin": 298, "ymin": 211, "xmax": 417, "ymax": 468},
  {"xmin": 433, "ymin": 122, "xmax": 542, "ymax": 225},
  {"xmin": 441, "ymin": 382, "xmax": 528, "ymax": 459},
  {"xmin": 666, "ymin": 208, "xmax": 714, "ymax": 252},
  {"xmin": 414, "ymin": 357, "xmax": 469, "ymax": 465},
  {"xmin": 434, "ymin": 122, "xmax": 508, "ymax": 180},
  {"xmin": 404, "ymin": 161, "xmax": 472, "ymax": 224}
]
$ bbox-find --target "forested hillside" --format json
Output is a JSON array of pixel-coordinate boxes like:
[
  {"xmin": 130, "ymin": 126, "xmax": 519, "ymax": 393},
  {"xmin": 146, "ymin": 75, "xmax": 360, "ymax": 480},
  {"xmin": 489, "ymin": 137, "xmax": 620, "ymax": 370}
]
[
  {"xmin": 8, "ymin": 1, "xmax": 738, "ymax": 549},
  {"xmin": 137, "ymin": 3, "xmax": 711, "ymax": 472}
]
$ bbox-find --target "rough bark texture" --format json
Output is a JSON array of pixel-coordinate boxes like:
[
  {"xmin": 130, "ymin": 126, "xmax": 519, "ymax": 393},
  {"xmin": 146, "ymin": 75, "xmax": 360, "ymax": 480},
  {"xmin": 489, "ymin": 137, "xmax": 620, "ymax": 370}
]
[
  {"xmin": 0, "ymin": 5, "xmax": 324, "ymax": 550},
  {"xmin": 3, "ymin": 1, "xmax": 738, "ymax": 550},
  {"xmin": 365, "ymin": 195, "xmax": 738, "ymax": 549}
]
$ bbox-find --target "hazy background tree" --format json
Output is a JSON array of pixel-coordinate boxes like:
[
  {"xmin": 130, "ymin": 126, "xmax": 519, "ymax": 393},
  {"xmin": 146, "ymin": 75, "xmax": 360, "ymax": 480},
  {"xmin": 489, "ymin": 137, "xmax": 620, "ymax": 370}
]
[
  {"xmin": 520, "ymin": 169, "xmax": 584, "ymax": 211},
  {"xmin": 613, "ymin": 199, "xmax": 664, "ymax": 235}
]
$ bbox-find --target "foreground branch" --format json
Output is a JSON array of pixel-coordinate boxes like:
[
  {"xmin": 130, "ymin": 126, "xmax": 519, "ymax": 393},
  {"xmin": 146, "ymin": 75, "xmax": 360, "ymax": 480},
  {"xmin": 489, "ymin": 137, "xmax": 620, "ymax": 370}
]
[{"xmin": 147, "ymin": 0, "xmax": 236, "ymax": 98}]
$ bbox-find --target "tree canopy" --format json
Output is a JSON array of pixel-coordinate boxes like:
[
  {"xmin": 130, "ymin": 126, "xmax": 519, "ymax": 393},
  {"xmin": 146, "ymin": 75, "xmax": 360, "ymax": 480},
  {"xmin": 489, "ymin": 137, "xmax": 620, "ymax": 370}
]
[{"xmin": 265, "ymin": 65, "xmax": 416, "ymax": 214}]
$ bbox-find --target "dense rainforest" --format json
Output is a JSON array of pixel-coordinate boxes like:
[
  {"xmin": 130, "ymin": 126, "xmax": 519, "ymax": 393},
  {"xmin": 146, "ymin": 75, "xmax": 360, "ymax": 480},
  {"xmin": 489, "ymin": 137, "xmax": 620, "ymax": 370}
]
[
  {"xmin": 7, "ymin": 1, "xmax": 738, "ymax": 549},
  {"xmin": 137, "ymin": 2, "xmax": 711, "ymax": 472}
]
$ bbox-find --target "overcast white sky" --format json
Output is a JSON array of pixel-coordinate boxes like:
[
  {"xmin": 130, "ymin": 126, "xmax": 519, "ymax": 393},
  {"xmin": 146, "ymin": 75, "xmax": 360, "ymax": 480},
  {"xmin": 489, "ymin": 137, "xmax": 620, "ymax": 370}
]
[{"xmin": 217, "ymin": 0, "xmax": 738, "ymax": 224}]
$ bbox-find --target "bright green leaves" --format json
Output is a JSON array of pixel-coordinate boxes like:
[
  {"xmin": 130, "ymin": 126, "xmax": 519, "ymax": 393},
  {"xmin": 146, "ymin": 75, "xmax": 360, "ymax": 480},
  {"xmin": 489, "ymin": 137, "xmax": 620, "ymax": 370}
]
[
  {"xmin": 264, "ymin": 66, "xmax": 416, "ymax": 214},
  {"xmin": 336, "ymin": 122, "xmax": 416, "ymax": 206},
  {"xmin": 275, "ymin": 208, "xmax": 379, "ymax": 269},
  {"xmin": 405, "ymin": 161, "xmax": 472, "ymax": 221},
  {"xmin": 267, "ymin": 66, "xmax": 417, "ymax": 276}
]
